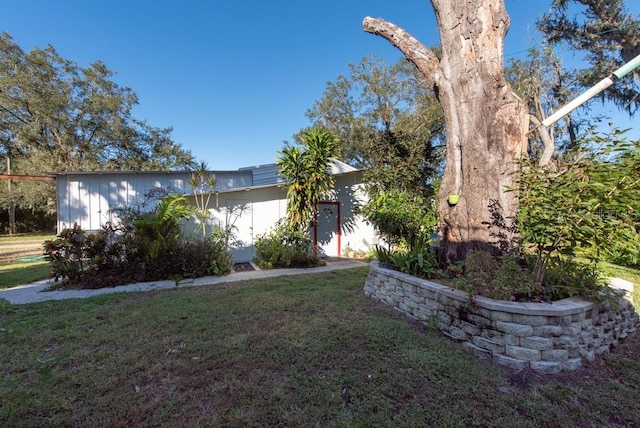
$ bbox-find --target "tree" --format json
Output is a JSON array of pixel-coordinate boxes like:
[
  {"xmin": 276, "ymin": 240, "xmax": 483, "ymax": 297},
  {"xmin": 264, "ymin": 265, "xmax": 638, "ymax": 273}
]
[
  {"xmin": 538, "ymin": 0, "xmax": 640, "ymax": 115},
  {"xmin": 516, "ymin": 129, "xmax": 640, "ymax": 281},
  {"xmin": 506, "ymin": 46, "xmax": 582, "ymax": 161},
  {"xmin": 363, "ymin": 1, "xmax": 529, "ymax": 261},
  {"xmin": 276, "ymin": 129, "xmax": 338, "ymax": 230},
  {"xmin": 0, "ymin": 32, "xmax": 195, "ymax": 232},
  {"xmin": 307, "ymin": 56, "xmax": 443, "ymax": 198}
]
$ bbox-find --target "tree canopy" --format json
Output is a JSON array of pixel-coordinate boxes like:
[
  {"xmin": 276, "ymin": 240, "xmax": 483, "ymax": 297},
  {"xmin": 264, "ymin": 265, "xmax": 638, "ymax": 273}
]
[
  {"xmin": 0, "ymin": 32, "xmax": 195, "ymax": 229},
  {"xmin": 538, "ymin": 0, "xmax": 640, "ymax": 115},
  {"xmin": 306, "ymin": 55, "xmax": 444, "ymax": 198}
]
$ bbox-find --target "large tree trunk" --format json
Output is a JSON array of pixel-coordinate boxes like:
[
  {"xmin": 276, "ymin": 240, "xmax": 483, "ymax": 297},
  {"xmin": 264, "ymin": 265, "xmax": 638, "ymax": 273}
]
[{"xmin": 364, "ymin": 0, "xmax": 528, "ymax": 261}]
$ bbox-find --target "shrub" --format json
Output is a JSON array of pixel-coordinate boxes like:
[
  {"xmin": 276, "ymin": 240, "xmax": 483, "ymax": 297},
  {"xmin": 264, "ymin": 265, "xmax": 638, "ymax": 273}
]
[
  {"xmin": 542, "ymin": 257, "xmax": 607, "ymax": 301},
  {"xmin": 462, "ymin": 250, "xmax": 499, "ymax": 283},
  {"xmin": 179, "ymin": 230, "xmax": 233, "ymax": 279},
  {"xmin": 449, "ymin": 250, "xmax": 612, "ymax": 303},
  {"xmin": 373, "ymin": 240, "xmax": 438, "ymax": 280},
  {"xmin": 361, "ymin": 188, "xmax": 436, "ymax": 247},
  {"xmin": 44, "ymin": 223, "xmax": 89, "ymax": 284},
  {"xmin": 391, "ymin": 240, "xmax": 438, "ymax": 280},
  {"xmin": 516, "ymin": 130, "xmax": 640, "ymax": 279},
  {"xmin": 254, "ymin": 220, "xmax": 322, "ymax": 269},
  {"xmin": 43, "ymin": 196, "xmax": 234, "ymax": 289},
  {"xmin": 465, "ymin": 256, "xmax": 543, "ymax": 302}
]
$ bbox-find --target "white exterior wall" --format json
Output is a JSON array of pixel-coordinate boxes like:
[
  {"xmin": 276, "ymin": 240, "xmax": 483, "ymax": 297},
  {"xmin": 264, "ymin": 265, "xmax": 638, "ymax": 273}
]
[
  {"xmin": 56, "ymin": 171, "xmax": 251, "ymax": 232},
  {"xmin": 56, "ymin": 168, "xmax": 378, "ymax": 264},
  {"xmin": 184, "ymin": 186, "xmax": 288, "ymax": 263},
  {"xmin": 186, "ymin": 172, "xmax": 377, "ymax": 263},
  {"xmin": 329, "ymin": 172, "xmax": 378, "ymax": 256}
]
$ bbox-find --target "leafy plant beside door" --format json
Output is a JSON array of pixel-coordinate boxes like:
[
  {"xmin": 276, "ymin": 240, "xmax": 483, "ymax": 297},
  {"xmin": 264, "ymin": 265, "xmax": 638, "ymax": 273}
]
[{"xmin": 276, "ymin": 128, "xmax": 338, "ymax": 230}]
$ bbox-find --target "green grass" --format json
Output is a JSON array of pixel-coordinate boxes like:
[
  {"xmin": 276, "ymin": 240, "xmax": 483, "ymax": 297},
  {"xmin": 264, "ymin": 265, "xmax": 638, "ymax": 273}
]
[
  {"xmin": 1, "ymin": 267, "xmax": 640, "ymax": 427},
  {"xmin": 0, "ymin": 232, "xmax": 56, "ymax": 244},
  {"xmin": 0, "ymin": 260, "xmax": 50, "ymax": 289},
  {"xmin": 0, "ymin": 233, "xmax": 54, "ymax": 289},
  {"xmin": 599, "ymin": 262, "xmax": 640, "ymax": 307}
]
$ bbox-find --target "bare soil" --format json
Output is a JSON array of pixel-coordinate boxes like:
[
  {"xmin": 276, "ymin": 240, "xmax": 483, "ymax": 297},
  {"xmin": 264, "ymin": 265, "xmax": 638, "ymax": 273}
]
[{"xmin": 232, "ymin": 262, "xmax": 255, "ymax": 272}]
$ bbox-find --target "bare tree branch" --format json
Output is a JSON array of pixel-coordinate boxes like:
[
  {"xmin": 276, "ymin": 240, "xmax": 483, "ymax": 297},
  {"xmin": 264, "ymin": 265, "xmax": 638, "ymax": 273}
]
[
  {"xmin": 363, "ymin": 17, "xmax": 440, "ymax": 86},
  {"xmin": 529, "ymin": 114, "xmax": 554, "ymax": 167}
]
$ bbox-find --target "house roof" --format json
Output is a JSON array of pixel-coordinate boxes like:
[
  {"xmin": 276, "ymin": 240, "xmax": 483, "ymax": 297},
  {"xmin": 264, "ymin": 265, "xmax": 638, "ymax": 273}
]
[{"xmin": 56, "ymin": 159, "xmax": 360, "ymax": 194}]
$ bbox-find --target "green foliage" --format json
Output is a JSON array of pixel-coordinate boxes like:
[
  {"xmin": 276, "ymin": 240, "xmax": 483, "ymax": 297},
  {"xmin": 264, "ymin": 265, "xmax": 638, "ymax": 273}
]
[
  {"xmin": 390, "ymin": 240, "xmax": 438, "ymax": 280},
  {"xmin": 0, "ymin": 205, "xmax": 56, "ymax": 233},
  {"xmin": 277, "ymin": 128, "xmax": 338, "ymax": 229},
  {"xmin": 462, "ymin": 249, "xmax": 499, "ymax": 283},
  {"xmin": 132, "ymin": 194, "xmax": 195, "ymax": 262},
  {"xmin": 361, "ymin": 188, "xmax": 437, "ymax": 246},
  {"xmin": 367, "ymin": 129, "xmax": 637, "ymax": 304},
  {"xmin": 373, "ymin": 239, "xmax": 438, "ymax": 280},
  {"xmin": 0, "ymin": 32, "xmax": 195, "ymax": 229},
  {"xmin": 253, "ymin": 219, "xmax": 322, "ymax": 269},
  {"xmin": 452, "ymin": 250, "xmax": 609, "ymax": 303},
  {"xmin": 43, "ymin": 223, "xmax": 88, "ymax": 284},
  {"xmin": 177, "ymin": 233, "xmax": 233, "ymax": 279},
  {"xmin": 457, "ymin": 251, "xmax": 541, "ymax": 302},
  {"xmin": 372, "ymin": 244, "xmax": 395, "ymax": 267},
  {"xmin": 516, "ymin": 130, "xmax": 640, "ymax": 281},
  {"xmin": 542, "ymin": 257, "xmax": 608, "ymax": 300},
  {"xmin": 43, "ymin": 196, "xmax": 233, "ymax": 288},
  {"xmin": 538, "ymin": 0, "xmax": 640, "ymax": 115},
  {"xmin": 306, "ymin": 55, "xmax": 443, "ymax": 195}
]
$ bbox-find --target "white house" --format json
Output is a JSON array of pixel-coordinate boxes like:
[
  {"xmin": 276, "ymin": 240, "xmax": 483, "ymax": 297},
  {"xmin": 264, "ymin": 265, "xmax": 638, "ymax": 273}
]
[{"xmin": 56, "ymin": 159, "xmax": 378, "ymax": 262}]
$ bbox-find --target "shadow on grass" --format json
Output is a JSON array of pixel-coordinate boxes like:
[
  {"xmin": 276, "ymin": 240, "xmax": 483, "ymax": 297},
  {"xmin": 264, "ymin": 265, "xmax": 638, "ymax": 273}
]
[
  {"xmin": 1, "ymin": 267, "xmax": 640, "ymax": 427},
  {"xmin": 0, "ymin": 261, "xmax": 50, "ymax": 289}
]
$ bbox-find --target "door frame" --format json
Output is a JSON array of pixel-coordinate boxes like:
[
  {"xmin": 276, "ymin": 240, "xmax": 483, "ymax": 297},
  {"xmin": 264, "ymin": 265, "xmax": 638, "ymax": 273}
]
[{"xmin": 314, "ymin": 201, "xmax": 341, "ymax": 257}]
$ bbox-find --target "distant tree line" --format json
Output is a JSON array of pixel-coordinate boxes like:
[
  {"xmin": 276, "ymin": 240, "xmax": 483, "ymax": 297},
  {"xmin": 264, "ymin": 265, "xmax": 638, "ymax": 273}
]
[{"xmin": 0, "ymin": 32, "xmax": 195, "ymax": 233}]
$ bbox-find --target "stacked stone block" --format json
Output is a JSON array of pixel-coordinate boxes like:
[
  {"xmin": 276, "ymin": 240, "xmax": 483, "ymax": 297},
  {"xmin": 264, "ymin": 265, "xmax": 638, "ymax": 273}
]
[{"xmin": 364, "ymin": 261, "xmax": 640, "ymax": 374}]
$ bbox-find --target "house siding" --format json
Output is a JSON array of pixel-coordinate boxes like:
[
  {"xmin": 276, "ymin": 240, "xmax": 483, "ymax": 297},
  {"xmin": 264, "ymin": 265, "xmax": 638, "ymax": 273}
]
[{"xmin": 56, "ymin": 164, "xmax": 377, "ymax": 263}]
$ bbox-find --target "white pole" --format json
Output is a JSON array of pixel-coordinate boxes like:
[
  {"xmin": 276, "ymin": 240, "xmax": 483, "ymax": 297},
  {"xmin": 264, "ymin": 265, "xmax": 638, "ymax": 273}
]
[
  {"xmin": 541, "ymin": 53, "xmax": 640, "ymax": 128},
  {"xmin": 541, "ymin": 77, "xmax": 615, "ymax": 128}
]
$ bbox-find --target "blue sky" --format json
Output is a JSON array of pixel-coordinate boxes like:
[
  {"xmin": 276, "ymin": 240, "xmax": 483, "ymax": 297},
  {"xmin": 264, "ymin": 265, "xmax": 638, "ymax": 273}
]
[{"xmin": 2, "ymin": 0, "xmax": 638, "ymax": 170}]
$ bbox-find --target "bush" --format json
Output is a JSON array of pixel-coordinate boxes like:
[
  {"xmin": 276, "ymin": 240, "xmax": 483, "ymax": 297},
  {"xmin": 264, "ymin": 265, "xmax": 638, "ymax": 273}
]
[
  {"xmin": 44, "ymin": 223, "xmax": 90, "ymax": 284},
  {"xmin": 516, "ymin": 130, "xmax": 640, "ymax": 278},
  {"xmin": 361, "ymin": 188, "xmax": 436, "ymax": 247},
  {"xmin": 448, "ymin": 250, "xmax": 612, "ymax": 303},
  {"xmin": 254, "ymin": 220, "xmax": 322, "ymax": 269},
  {"xmin": 460, "ymin": 254, "xmax": 543, "ymax": 302},
  {"xmin": 373, "ymin": 239, "xmax": 439, "ymax": 280},
  {"xmin": 179, "ymin": 230, "xmax": 233, "ymax": 279},
  {"xmin": 43, "ymin": 197, "xmax": 234, "ymax": 289},
  {"xmin": 542, "ymin": 257, "xmax": 607, "ymax": 301}
]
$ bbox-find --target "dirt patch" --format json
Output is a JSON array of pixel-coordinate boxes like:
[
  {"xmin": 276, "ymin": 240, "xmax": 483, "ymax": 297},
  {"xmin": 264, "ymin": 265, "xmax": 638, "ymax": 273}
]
[{"xmin": 233, "ymin": 263, "xmax": 255, "ymax": 272}]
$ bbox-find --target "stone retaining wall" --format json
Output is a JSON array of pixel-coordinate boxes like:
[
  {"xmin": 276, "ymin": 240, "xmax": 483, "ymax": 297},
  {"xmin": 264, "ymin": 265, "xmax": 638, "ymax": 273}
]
[{"xmin": 364, "ymin": 261, "xmax": 640, "ymax": 374}]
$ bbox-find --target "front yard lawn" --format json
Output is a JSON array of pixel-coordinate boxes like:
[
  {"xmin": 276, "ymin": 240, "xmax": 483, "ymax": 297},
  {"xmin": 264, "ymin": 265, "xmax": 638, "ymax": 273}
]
[{"xmin": 1, "ymin": 267, "xmax": 640, "ymax": 427}]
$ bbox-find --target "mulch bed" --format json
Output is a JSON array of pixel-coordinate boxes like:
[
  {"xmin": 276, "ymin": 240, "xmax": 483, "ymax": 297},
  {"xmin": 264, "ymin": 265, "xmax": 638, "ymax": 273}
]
[{"xmin": 233, "ymin": 262, "xmax": 255, "ymax": 272}]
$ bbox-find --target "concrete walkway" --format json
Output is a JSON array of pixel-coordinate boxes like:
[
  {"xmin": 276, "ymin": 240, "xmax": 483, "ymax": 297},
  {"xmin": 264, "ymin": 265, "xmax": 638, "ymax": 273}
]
[{"xmin": 0, "ymin": 259, "xmax": 368, "ymax": 305}]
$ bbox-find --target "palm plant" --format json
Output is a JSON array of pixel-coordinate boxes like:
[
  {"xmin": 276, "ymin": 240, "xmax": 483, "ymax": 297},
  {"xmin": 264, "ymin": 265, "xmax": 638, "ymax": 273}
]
[
  {"xmin": 133, "ymin": 194, "xmax": 194, "ymax": 260},
  {"xmin": 276, "ymin": 128, "xmax": 338, "ymax": 229}
]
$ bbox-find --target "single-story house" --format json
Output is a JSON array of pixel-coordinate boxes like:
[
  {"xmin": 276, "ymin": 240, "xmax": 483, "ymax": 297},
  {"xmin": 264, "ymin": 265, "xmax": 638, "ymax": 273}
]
[{"xmin": 56, "ymin": 159, "xmax": 379, "ymax": 262}]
